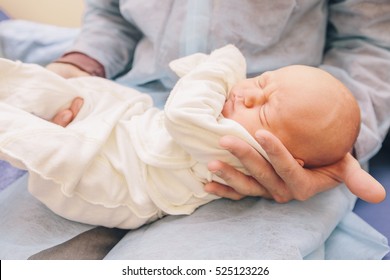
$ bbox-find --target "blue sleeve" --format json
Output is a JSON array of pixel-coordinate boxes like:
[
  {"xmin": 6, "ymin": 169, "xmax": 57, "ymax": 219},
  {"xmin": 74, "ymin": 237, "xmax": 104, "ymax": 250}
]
[
  {"xmin": 320, "ymin": 0, "xmax": 390, "ymax": 162},
  {"xmin": 69, "ymin": 0, "xmax": 142, "ymax": 79}
]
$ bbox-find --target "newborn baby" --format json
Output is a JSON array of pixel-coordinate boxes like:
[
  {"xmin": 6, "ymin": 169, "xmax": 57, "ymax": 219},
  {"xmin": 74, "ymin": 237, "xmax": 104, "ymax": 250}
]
[{"xmin": 222, "ymin": 64, "xmax": 360, "ymax": 168}]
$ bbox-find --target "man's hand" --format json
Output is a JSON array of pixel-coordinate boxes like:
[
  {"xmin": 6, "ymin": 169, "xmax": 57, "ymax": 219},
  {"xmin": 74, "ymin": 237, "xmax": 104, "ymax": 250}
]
[
  {"xmin": 206, "ymin": 130, "xmax": 386, "ymax": 204},
  {"xmin": 46, "ymin": 63, "xmax": 88, "ymax": 127},
  {"xmin": 51, "ymin": 97, "xmax": 84, "ymax": 127},
  {"xmin": 46, "ymin": 63, "xmax": 90, "ymax": 79}
]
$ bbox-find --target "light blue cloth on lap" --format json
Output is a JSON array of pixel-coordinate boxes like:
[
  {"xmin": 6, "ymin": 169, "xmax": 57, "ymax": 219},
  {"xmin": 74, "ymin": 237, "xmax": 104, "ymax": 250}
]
[
  {"xmin": 325, "ymin": 211, "xmax": 390, "ymax": 259},
  {"xmin": 0, "ymin": 175, "xmax": 94, "ymax": 259},
  {"xmin": 0, "ymin": 160, "xmax": 25, "ymax": 191}
]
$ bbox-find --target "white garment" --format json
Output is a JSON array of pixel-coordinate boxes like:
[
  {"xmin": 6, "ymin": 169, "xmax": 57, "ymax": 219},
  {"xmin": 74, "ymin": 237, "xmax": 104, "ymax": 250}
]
[{"xmin": 0, "ymin": 45, "xmax": 267, "ymax": 229}]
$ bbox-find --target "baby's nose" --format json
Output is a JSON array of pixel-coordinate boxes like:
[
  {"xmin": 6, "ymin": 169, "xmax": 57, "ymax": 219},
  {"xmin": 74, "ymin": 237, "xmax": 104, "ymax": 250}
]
[{"xmin": 244, "ymin": 90, "xmax": 263, "ymax": 108}]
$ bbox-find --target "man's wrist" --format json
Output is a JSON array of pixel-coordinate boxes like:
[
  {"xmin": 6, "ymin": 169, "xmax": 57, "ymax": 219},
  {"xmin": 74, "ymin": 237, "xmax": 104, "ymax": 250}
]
[{"xmin": 55, "ymin": 52, "xmax": 105, "ymax": 78}]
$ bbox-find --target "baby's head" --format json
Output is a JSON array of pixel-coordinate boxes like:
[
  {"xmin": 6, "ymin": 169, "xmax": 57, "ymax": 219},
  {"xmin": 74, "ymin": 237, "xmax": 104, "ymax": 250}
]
[{"xmin": 222, "ymin": 65, "xmax": 361, "ymax": 167}]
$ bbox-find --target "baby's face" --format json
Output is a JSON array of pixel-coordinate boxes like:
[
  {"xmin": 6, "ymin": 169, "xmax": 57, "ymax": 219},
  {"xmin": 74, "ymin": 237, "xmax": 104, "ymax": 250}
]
[
  {"xmin": 222, "ymin": 65, "xmax": 360, "ymax": 167},
  {"xmin": 222, "ymin": 71, "xmax": 312, "ymax": 165},
  {"xmin": 222, "ymin": 72, "xmax": 285, "ymax": 143}
]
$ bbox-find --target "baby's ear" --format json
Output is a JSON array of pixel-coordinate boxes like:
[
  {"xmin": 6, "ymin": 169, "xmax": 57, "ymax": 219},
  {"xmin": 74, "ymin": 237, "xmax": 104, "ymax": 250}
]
[
  {"xmin": 169, "ymin": 53, "xmax": 208, "ymax": 77},
  {"xmin": 295, "ymin": 158, "xmax": 305, "ymax": 167}
]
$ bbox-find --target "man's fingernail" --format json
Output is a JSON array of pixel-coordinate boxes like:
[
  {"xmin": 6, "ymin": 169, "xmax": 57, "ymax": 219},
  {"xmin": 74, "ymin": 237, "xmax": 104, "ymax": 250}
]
[
  {"xmin": 255, "ymin": 132, "xmax": 265, "ymax": 145},
  {"xmin": 62, "ymin": 111, "xmax": 72, "ymax": 122},
  {"xmin": 211, "ymin": 169, "xmax": 223, "ymax": 177},
  {"xmin": 75, "ymin": 98, "xmax": 84, "ymax": 110}
]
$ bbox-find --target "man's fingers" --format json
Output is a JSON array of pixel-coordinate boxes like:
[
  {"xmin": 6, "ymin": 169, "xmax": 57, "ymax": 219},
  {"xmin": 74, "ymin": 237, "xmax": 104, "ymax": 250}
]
[
  {"xmin": 341, "ymin": 154, "xmax": 386, "ymax": 203},
  {"xmin": 219, "ymin": 135, "xmax": 259, "ymax": 159},
  {"xmin": 207, "ymin": 160, "xmax": 271, "ymax": 198},
  {"xmin": 220, "ymin": 133, "xmax": 294, "ymax": 201},
  {"xmin": 254, "ymin": 130, "xmax": 308, "ymax": 194},
  {"xmin": 346, "ymin": 167, "xmax": 386, "ymax": 203},
  {"xmin": 51, "ymin": 109, "xmax": 73, "ymax": 127},
  {"xmin": 254, "ymin": 130, "xmax": 302, "ymax": 180},
  {"xmin": 219, "ymin": 135, "xmax": 280, "ymax": 187},
  {"xmin": 204, "ymin": 181, "xmax": 245, "ymax": 200},
  {"xmin": 51, "ymin": 98, "xmax": 84, "ymax": 127},
  {"xmin": 70, "ymin": 97, "xmax": 84, "ymax": 117}
]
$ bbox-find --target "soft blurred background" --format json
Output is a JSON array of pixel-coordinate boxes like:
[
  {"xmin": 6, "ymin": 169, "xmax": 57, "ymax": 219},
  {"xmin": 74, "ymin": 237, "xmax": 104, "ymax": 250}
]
[{"xmin": 0, "ymin": 0, "xmax": 84, "ymax": 27}]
